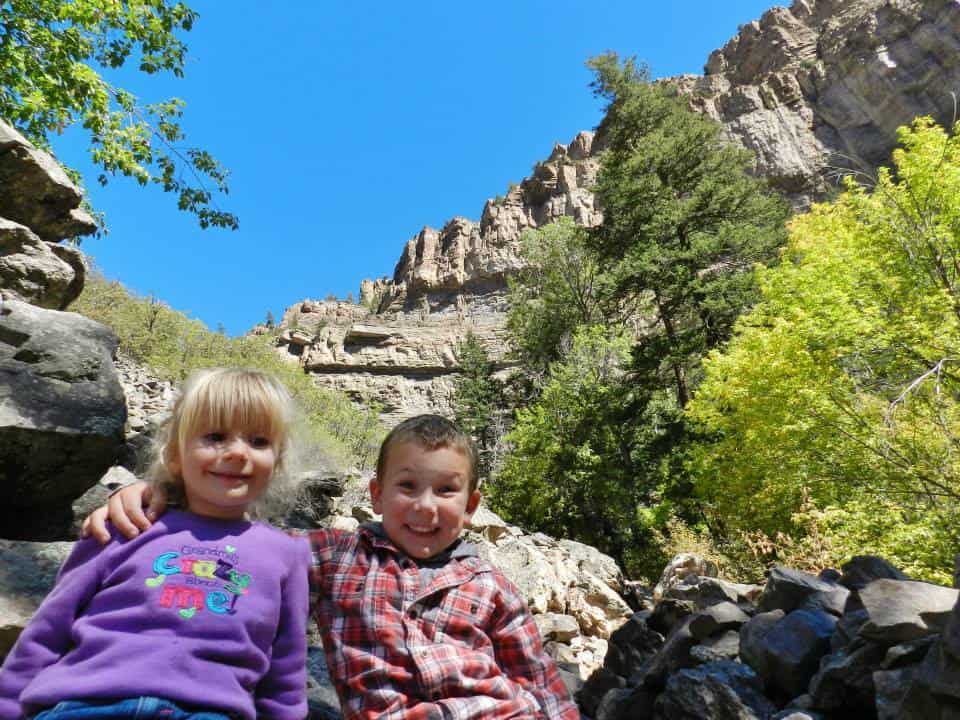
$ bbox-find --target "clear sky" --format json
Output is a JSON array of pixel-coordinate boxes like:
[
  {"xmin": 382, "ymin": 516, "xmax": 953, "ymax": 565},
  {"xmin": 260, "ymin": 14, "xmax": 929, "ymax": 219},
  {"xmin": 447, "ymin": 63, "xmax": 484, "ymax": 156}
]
[{"xmin": 52, "ymin": 0, "xmax": 778, "ymax": 335}]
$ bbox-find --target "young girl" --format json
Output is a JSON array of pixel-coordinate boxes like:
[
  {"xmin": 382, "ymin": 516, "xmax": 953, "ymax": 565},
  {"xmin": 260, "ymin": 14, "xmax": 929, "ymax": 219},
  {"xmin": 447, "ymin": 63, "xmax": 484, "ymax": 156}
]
[{"xmin": 0, "ymin": 368, "xmax": 310, "ymax": 720}]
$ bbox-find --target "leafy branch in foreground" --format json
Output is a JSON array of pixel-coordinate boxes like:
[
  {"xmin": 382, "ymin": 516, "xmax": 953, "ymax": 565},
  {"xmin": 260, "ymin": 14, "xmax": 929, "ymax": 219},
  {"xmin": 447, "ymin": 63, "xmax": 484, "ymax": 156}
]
[{"xmin": 0, "ymin": 0, "xmax": 237, "ymax": 230}]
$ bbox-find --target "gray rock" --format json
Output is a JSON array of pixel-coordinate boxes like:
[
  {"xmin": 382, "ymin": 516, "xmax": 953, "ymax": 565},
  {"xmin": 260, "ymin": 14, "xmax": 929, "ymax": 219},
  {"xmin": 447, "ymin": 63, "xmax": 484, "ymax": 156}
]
[
  {"xmin": 649, "ymin": 597, "xmax": 697, "ymax": 635},
  {"xmin": 839, "ymin": 556, "xmax": 909, "ymax": 591},
  {"xmin": 535, "ymin": 612, "xmax": 581, "ymax": 643},
  {"xmin": 759, "ymin": 566, "xmax": 838, "ymax": 613},
  {"xmin": 740, "ymin": 609, "xmax": 786, "ymax": 680},
  {"xmin": 799, "ymin": 585, "xmax": 850, "ymax": 617},
  {"xmin": 593, "ymin": 687, "xmax": 634, "ymax": 720},
  {"xmin": 0, "ymin": 299, "xmax": 125, "ymax": 539},
  {"xmin": 0, "ymin": 120, "xmax": 97, "ymax": 242},
  {"xmin": 808, "ymin": 641, "xmax": 887, "ymax": 712},
  {"xmin": 859, "ymin": 579, "xmax": 959, "ymax": 644},
  {"xmin": 578, "ymin": 668, "xmax": 625, "ymax": 718},
  {"xmin": 831, "ymin": 608, "xmax": 868, "ymax": 652},
  {"xmin": 0, "ymin": 539, "xmax": 73, "ymax": 658},
  {"xmin": 875, "ymin": 665, "xmax": 922, "ymax": 720},
  {"xmin": 772, "ymin": 712, "xmax": 823, "ymax": 720},
  {"xmin": 641, "ymin": 615, "xmax": 698, "ymax": 689},
  {"xmin": 883, "ymin": 636, "xmax": 938, "ymax": 669},
  {"xmin": 0, "ymin": 218, "xmax": 80, "ymax": 309},
  {"xmin": 689, "ymin": 601, "xmax": 752, "ymax": 640},
  {"xmin": 48, "ymin": 242, "xmax": 86, "ymax": 308},
  {"xmin": 760, "ymin": 609, "xmax": 838, "ymax": 699},
  {"xmin": 653, "ymin": 661, "xmax": 777, "ymax": 719},
  {"xmin": 691, "ymin": 630, "xmax": 741, "ymax": 664},
  {"xmin": 665, "ymin": 575, "xmax": 761, "ymax": 610},
  {"xmin": 601, "ymin": 611, "xmax": 664, "ymax": 679}
]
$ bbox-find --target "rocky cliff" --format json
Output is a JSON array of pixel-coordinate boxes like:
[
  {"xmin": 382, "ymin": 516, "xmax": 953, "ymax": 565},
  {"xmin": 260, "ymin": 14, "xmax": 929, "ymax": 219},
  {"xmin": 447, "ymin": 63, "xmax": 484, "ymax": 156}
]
[{"xmin": 273, "ymin": 0, "xmax": 960, "ymax": 424}]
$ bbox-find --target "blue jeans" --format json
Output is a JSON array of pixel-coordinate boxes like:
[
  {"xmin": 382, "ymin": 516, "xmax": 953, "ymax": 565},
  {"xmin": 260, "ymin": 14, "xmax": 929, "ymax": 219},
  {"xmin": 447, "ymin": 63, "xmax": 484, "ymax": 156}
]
[{"xmin": 32, "ymin": 697, "xmax": 233, "ymax": 720}]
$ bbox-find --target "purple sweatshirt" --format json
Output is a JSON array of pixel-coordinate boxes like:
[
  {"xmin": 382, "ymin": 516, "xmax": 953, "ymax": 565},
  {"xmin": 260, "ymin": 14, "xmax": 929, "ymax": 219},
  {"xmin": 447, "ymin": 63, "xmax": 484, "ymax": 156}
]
[{"xmin": 0, "ymin": 510, "xmax": 310, "ymax": 720}]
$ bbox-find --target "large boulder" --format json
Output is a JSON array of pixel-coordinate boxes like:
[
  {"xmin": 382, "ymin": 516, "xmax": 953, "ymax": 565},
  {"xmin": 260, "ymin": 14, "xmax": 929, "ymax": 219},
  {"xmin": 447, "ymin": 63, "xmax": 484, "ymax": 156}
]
[
  {"xmin": 858, "ymin": 579, "xmax": 959, "ymax": 645},
  {"xmin": 0, "ymin": 119, "xmax": 96, "ymax": 242},
  {"xmin": 751, "ymin": 609, "xmax": 838, "ymax": 699},
  {"xmin": 0, "ymin": 300, "xmax": 125, "ymax": 539}
]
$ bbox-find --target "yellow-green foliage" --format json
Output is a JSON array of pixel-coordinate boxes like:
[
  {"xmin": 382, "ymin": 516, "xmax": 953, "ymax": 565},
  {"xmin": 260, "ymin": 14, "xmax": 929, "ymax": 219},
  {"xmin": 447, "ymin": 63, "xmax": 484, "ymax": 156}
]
[
  {"xmin": 688, "ymin": 118, "xmax": 960, "ymax": 582},
  {"xmin": 73, "ymin": 274, "xmax": 384, "ymax": 469}
]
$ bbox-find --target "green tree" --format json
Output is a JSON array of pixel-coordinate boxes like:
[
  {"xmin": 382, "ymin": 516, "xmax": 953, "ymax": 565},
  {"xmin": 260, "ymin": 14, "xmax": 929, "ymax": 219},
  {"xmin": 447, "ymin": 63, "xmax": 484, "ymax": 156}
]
[
  {"xmin": 588, "ymin": 53, "xmax": 789, "ymax": 407},
  {"xmin": 0, "ymin": 0, "xmax": 236, "ymax": 230},
  {"xmin": 452, "ymin": 332, "xmax": 502, "ymax": 477},
  {"xmin": 688, "ymin": 117, "xmax": 960, "ymax": 582},
  {"xmin": 506, "ymin": 218, "xmax": 612, "ymax": 380},
  {"xmin": 487, "ymin": 326, "xmax": 662, "ymax": 573}
]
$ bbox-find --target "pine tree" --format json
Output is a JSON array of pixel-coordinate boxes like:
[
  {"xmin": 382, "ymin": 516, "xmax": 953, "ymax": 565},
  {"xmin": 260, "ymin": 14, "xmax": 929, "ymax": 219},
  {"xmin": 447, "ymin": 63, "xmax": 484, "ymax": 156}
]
[
  {"xmin": 452, "ymin": 333, "xmax": 502, "ymax": 477},
  {"xmin": 588, "ymin": 53, "xmax": 790, "ymax": 407}
]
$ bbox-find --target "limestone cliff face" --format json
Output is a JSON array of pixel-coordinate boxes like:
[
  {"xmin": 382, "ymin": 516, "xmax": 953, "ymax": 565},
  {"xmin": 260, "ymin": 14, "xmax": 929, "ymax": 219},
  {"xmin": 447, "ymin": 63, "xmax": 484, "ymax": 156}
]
[
  {"xmin": 682, "ymin": 0, "xmax": 960, "ymax": 202},
  {"xmin": 276, "ymin": 0, "xmax": 960, "ymax": 423}
]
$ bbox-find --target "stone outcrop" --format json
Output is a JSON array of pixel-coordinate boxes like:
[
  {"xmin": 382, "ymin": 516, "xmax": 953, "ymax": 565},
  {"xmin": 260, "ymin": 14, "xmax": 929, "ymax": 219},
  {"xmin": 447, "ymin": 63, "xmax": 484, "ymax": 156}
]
[
  {"xmin": 275, "ymin": 0, "xmax": 960, "ymax": 425},
  {"xmin": 272, "ymin": 132, "xmax": 600, "ymax": 423}
]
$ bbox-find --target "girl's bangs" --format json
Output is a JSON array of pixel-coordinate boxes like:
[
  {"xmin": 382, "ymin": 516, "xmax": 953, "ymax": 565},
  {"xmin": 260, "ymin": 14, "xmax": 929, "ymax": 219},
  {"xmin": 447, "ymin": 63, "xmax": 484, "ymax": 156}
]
[{"xmin": 178, "ymin": 371, "xmax": 288, "ymax": 445}]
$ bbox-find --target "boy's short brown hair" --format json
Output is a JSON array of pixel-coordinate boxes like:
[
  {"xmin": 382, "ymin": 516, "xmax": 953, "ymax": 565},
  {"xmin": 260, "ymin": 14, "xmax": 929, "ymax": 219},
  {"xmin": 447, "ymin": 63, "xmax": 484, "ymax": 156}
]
[{"xmin": 376, "ymin": 414, "xmax": 480, "ymax": 492}]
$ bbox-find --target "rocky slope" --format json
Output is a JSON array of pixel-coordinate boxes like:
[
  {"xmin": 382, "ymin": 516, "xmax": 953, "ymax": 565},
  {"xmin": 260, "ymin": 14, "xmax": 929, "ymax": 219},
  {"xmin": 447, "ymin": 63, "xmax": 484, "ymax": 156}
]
[{"xmin": 273, "ymin": 0, "xmax": 960, "ymax": 424}]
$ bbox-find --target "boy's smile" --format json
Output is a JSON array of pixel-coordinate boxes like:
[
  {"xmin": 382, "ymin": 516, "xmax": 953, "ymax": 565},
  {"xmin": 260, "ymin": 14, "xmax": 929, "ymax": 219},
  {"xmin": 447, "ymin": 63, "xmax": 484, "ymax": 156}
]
[{"xmin": 370, "ymin": 442, "xmax": 480, "ymax": 560}]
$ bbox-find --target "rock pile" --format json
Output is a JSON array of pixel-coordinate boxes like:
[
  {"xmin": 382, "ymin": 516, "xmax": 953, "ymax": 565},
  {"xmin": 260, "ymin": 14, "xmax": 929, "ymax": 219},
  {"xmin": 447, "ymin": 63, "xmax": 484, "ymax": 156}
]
[{"xmin": 579, "ymin": 553, "xmax": 960, "ymax": 720}]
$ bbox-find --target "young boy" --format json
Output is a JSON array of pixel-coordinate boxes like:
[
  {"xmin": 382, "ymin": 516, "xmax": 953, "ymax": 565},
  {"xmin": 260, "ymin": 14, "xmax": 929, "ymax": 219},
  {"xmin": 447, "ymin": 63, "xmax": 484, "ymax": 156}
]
[{"xmin": 84, "ymin": 415, "xmax": 580, "ymax": 720}]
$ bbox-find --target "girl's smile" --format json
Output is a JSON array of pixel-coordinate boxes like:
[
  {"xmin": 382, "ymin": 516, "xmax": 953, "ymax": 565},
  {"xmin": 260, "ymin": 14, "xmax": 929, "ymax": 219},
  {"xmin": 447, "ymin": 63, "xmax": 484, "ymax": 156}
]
[{"xmin": 169, "ymin": 430, "xmax": 276, "ymax": 519}]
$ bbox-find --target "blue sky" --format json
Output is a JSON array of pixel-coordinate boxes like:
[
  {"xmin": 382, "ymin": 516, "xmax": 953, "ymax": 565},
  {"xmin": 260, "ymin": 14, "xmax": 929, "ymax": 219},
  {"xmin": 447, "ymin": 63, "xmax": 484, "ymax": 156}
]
[{"xmin": 52, "ymin": 1, "xmax": 777, "ymax": 335}]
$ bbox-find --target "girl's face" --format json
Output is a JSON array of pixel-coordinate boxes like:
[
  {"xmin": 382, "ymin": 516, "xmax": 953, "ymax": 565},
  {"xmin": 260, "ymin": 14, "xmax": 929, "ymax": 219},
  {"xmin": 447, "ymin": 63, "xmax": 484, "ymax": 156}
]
[{"xmin": 168, "ymin": 427, "xmax": 277, "ymax": 519}]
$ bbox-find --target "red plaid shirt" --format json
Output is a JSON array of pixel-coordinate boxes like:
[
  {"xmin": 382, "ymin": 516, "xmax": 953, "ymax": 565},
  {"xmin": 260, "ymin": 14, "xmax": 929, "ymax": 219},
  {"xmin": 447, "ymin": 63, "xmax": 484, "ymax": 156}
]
[{"xmin": 307, "ymin": 525, "xmax": 580, "ymax": 720}]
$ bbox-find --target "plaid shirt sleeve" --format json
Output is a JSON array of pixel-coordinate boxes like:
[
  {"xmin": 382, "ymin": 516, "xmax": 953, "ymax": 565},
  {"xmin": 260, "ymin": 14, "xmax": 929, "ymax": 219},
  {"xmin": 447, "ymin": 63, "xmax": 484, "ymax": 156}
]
[{"xmin": 488, "ymin": 572, "xmax": 581, "ymax": 720}]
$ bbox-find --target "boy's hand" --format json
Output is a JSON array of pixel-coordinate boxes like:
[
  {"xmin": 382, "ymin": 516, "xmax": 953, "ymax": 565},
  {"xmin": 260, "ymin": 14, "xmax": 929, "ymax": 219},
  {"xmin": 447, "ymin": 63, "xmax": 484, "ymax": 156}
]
[{"xmin": 80, "ymin": 481, "xmax": 166, "ymax": 544}]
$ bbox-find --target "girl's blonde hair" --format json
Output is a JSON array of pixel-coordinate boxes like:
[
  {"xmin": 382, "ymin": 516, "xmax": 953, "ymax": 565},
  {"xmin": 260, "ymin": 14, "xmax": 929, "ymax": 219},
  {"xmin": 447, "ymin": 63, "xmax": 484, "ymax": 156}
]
[{"xmin": 147, "ymin": 367, "xmax": 295, "ymax": 513}]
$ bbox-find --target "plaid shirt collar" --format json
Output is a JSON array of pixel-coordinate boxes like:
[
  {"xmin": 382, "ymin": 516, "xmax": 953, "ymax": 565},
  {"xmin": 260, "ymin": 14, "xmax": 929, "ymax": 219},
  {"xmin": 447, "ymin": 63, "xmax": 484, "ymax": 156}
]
[{"xmin": 357, "ymin": 521, "xmax": 479, "ymax": 563}]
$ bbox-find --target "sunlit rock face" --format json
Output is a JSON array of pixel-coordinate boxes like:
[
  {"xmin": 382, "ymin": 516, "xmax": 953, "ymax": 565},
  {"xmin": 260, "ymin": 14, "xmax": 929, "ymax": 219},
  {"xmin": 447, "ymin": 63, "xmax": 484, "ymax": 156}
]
[
  {"xmin": 276, "ymin": 0, "xmax": 960, "ymax": 425},
  {"xmin": 678, "ymin": 0, "xmax": 960, "ymax": 205}
]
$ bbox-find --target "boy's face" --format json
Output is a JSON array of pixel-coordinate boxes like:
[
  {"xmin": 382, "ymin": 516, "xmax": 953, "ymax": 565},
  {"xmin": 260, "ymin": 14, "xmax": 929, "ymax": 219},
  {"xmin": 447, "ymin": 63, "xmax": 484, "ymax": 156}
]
[{"xmin": 370, "ymin": 441, "xmax": 480, "ymax": 560}]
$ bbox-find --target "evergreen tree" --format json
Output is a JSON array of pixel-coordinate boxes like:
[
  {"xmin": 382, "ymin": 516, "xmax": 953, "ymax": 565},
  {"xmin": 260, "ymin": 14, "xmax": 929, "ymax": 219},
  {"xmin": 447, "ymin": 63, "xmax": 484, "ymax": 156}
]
[
  {"xmin": 588, "ymin": 53, "xmax": 790, "ymax": 407},
  {"xmin": 452, "ymin": 333, "xmax": 502, "ymax": 477}
]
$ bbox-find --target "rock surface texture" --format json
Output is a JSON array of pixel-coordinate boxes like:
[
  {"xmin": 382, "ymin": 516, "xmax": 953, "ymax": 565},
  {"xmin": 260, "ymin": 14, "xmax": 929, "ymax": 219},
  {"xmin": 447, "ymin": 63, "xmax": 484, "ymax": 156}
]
[
  {"xmin": 0, "ymin": 118, "xmax": 95, "ymax": 308},
  {"xmin": 275, "ymin": 0, "xmax": 960, "ymax": 425},
  {"xmin": 0, "ymin": 300, "xmax": 126, "ymax": 540}
]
